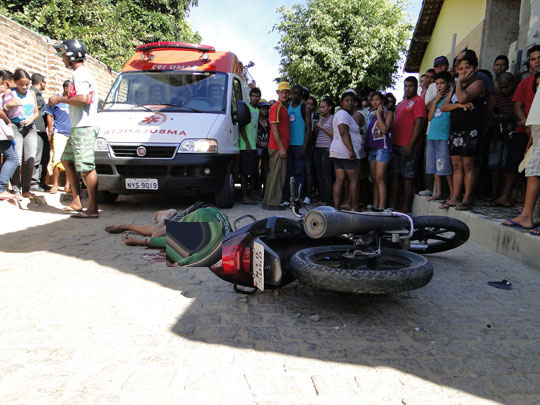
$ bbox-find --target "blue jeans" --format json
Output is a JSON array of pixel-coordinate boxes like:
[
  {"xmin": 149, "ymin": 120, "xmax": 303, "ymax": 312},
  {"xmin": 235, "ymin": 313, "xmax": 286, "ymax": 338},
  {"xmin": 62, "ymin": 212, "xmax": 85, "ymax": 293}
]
[
  {"xmin": 11, "ymin": 123, "xmax": 38, "ymax": 193},
  {"xmin": 0, "ymin": 140, "xmax": 20, "ymax": 193},
  {"xmin": 282, "ymin": 145, "xmax": 305, "ymax": 200}
]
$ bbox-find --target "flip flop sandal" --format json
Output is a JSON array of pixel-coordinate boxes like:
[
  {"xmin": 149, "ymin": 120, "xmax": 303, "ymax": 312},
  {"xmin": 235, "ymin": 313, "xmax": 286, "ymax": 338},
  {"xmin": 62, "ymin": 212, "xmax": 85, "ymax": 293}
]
[
  {"xmin": 501, "ymin": 219, "xmax": 533, "ymax": 230},
  {"xmin": 488, "ymin": 279, "xmax": 512, "ymax": 290},
  {"xmin": 455, "ymin": 202, "xmax": 473, "ymax": 211},
  {"xmin": 62, "ymin": 206, "xmax": 80, "ymax": 212},
  {"xmin": 439, "ymin": 201, "xmax": 457, "ymax": 209},
  {"xmin": 71, "ymin": 211, "xmax": 99, "ymax": 219},
  {"xmin": 530, "ymin": 227, "xmax": 540, "ymax": 237}
]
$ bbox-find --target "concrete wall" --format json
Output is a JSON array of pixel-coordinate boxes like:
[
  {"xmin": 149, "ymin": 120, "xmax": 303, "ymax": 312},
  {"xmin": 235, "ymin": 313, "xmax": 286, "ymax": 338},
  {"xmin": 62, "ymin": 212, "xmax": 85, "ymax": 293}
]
[
  {"xmin": 480, "ymin": 0, "xmax": 521, "ymax": 71},
  {"xmin": 0, "ymin": 14, "xmax": 117, "ymax": 102},
  {"xmin": 419, "ymin": 0, "xmax": 487, "ymax": 73},
  {"xmin": 517, "ymin": 0, "xmax": 540, "ymax": 50}
]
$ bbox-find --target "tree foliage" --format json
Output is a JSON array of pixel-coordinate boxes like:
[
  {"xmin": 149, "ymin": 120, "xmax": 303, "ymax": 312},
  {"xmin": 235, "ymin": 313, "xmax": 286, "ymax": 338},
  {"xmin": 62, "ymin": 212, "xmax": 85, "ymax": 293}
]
[
  {"xmin": 0, "ymin": 0, "xmax": 201, "ymax": 71},
  {"xmin": 274, "ymin": 0, "xmax": 412, "ymax": 100}
]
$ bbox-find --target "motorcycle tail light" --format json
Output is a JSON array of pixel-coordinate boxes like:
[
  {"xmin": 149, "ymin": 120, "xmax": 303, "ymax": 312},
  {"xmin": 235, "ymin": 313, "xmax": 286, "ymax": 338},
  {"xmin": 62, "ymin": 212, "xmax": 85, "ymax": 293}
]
[{"xmin": 221, "ymin": 233, "xmax": 253, "ymax": 273}]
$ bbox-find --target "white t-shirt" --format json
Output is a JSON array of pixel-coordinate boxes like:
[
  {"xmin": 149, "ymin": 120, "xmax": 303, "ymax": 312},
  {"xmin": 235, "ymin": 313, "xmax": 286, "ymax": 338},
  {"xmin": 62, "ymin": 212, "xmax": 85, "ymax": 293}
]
[
  {"xmin": 330, "ymin": 109, "xmax": 362, "ymax": 159},
  {"xmin": 526, "ymin": 90, "xmax": 540, "ymax": 126},
  {"xmin": 69, "ymin": 65, "xmax": 98, "ymax": 127},
  {"xmin": 425, "ymin": 82, "xmax": 437, "ymax": 105}
]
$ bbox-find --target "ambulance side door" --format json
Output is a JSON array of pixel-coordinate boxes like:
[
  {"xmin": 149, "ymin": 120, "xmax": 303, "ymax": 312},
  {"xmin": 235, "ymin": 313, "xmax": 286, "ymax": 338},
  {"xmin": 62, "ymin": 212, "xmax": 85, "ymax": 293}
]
[{"xmin": 229, "ymin": 75, "xmax": 244, "ymax": 151}]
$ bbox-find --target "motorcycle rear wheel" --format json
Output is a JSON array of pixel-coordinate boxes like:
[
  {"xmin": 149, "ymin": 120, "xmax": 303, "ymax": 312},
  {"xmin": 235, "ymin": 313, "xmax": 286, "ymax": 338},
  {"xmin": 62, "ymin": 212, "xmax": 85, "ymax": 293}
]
[
  {"xmin": 290, "ymin": 246, "xmax": 433, "ymax": 295},
  {"xmin": 409, "ymin": 216, "xmax": 470, "ymax": 254}
]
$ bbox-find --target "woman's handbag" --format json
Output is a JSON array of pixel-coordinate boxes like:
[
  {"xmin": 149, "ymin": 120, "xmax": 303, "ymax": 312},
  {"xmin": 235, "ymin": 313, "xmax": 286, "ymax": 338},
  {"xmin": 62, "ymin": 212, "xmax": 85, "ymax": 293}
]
[{"xmin": 0, "ymin": 120, "xmax": 14, "ymax": 141}]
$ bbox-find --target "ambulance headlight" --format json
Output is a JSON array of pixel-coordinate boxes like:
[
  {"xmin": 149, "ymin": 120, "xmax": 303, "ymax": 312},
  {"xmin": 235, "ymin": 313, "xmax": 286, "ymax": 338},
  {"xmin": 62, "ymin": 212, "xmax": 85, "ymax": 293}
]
[
  {"xmin": 179, "ymin": 139, "xmax": 218, "ymax": 153},
  {"xmin": 95, "ymin": 137, "xmax": 109, "ymax": 152}
]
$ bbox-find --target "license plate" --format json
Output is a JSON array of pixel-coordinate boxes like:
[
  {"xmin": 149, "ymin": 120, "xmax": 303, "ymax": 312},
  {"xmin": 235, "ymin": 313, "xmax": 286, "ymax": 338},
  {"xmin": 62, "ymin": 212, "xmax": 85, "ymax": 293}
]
[
  {"xmin": 125, "ymin": 178, "xmax": 159, "ymax": 190},
  {"xmin": 252, "ymin": 241, "xmax": 265, "ymax": 291}
]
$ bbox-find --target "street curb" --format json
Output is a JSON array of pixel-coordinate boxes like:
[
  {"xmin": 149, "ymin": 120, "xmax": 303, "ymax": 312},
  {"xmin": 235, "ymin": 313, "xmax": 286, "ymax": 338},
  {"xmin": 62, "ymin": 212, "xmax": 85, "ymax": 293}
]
[{"xmin": 412, "ymin": 195, "xmax": 540, "ymax": 269}]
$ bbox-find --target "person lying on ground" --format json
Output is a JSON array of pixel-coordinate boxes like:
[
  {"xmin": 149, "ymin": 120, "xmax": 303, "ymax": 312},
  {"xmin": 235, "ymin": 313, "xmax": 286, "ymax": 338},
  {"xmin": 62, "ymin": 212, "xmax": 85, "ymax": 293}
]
[{"xmin": 104, "ymin": 202, "xmax": 232, "ymax": 266}]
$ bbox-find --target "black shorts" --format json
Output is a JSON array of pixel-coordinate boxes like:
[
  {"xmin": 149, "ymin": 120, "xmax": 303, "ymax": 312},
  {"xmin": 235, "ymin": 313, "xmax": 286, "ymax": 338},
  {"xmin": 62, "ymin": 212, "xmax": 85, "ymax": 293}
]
[
  {"xmin": 332, "ymin": 157, "xmax": 360, "ymax": 171},
  {"xmin": 389, "ymin": 145, "xmax": 421, "ymax": 179},
  {"xmin": 505, "ymin": 132, "xmax": 529, "ymax": 173},
  {"xmin": 240, "ymin": 150, "xmax": 258, "ymax": 175}
]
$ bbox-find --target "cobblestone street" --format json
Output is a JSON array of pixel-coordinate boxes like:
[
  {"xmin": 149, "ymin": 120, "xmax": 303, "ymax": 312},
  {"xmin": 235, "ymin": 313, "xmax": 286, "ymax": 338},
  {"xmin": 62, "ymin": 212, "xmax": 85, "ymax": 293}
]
[{"xmin": 1, "ymin": 194, "xmax": 539, "ymax": 404}]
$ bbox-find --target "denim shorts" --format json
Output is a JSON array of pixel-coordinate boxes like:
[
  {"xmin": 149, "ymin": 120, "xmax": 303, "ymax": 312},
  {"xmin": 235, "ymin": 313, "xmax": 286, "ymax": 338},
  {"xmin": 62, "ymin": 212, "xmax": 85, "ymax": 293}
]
[
  {"xmin": 488, "ymin": 139, "xmax": 509, "ymax": 170},
  {"xmin": 389, "ymin": 145, "xmax": 420, "ymax": 179},
  {"xmin": 368, "ymin": 148, "xmax": 392, "ymax": 163},
  {"xmin": 426, "ymin": 140, "xmax": 453, "ymax": 176}
]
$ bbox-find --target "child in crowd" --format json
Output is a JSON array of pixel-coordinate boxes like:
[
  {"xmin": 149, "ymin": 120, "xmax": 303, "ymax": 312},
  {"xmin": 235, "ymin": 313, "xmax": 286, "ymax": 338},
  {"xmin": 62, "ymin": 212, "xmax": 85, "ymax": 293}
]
[{"xmin": 426, "ymin": 71, "xmax": 454, "ymax": 201}]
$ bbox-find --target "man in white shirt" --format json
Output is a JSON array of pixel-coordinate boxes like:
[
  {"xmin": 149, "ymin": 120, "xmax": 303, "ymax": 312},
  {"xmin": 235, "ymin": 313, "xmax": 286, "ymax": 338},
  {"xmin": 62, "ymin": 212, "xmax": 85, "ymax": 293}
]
[
  {"xmin": 50, "ymin": 39, "xmax": 100, "ymax": 218},
  {"xmin": 425, "ymin": 56, "xmax": 450, "ymax": 110}
]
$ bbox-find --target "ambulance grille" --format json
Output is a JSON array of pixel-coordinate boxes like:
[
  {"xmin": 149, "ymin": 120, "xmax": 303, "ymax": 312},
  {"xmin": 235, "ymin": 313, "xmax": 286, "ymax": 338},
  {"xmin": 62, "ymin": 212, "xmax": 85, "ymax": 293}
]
[{"xmin": 110, "ymin": 145, "xmax": 177, "ymax": 158}]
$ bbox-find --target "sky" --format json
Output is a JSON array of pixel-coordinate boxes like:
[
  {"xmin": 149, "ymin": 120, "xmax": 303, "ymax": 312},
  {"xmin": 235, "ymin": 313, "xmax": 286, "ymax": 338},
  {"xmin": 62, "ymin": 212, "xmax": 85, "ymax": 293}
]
[{"xmin": 188, "ymin": 0, "xmax": 423, "ymax": 102}]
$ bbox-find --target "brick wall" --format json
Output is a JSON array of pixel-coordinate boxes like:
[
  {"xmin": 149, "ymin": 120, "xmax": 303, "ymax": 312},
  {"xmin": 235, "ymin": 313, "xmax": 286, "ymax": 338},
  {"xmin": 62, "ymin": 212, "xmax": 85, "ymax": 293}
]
[
  {"xmin": 0, "ymin": 14, "xmax": 117, "ymax": 101},
  {"xmin": 453, "ymin": 20, "xmax": 484, "ymax": 64}
]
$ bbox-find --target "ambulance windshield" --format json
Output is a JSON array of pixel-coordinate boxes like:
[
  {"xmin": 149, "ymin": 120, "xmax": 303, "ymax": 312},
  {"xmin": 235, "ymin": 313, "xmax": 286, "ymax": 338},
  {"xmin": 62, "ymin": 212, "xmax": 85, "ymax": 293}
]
[{"xmin": 103, "ymin": 71, "xmax": 228, "ymax": 113}]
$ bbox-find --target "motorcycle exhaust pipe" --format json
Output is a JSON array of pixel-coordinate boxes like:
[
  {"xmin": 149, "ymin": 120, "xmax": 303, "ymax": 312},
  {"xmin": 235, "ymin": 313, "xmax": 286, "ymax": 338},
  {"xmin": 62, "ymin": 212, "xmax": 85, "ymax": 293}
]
[{"xmin": 303, "ymin": 208, "xmax": 411, "ymax": 239}]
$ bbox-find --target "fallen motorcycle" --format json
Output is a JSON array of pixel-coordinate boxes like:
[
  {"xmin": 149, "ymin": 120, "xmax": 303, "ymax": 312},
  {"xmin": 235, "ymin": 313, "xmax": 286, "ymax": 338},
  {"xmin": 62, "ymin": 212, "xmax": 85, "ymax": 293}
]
[{"xmin": 210, "ymin": 191, "xmax": 469, "ymax": 295}]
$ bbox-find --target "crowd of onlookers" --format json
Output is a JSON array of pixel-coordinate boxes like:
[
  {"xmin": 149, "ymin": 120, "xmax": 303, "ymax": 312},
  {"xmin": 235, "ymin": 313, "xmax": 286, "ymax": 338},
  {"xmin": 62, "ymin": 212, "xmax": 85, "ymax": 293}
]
[
  {"xmin": 2, "ymin": 42, "xmax": 540, "ymax": 235},
  {"xmin": 1, "ymin": 39, "xmax": 100, "ymax": 218},
  {"xmin": 243, "ymin": 45, "xmax": 540, "ymax": 236},
  {"xmin": 0, "ymin": 69, "xmax": 72, "ymax": 200}
]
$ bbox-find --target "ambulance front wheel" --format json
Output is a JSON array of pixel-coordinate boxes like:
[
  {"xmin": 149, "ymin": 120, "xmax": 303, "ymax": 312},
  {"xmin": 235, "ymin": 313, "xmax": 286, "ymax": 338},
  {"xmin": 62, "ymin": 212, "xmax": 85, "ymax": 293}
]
[
  {"xmin": 98, "ymin": 191, "xmax": 119, "ymax": 204},
  {"xmin": 214, "ymin": 163, "xmax": 235, "ymax": 208}
]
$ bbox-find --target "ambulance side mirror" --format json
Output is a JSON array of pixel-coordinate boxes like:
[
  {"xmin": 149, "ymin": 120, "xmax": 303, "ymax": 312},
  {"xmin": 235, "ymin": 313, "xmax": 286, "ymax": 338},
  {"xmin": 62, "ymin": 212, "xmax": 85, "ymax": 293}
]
[{"xmin": 235, "ymin": 100, "xmax": 251, "ymax": 126}]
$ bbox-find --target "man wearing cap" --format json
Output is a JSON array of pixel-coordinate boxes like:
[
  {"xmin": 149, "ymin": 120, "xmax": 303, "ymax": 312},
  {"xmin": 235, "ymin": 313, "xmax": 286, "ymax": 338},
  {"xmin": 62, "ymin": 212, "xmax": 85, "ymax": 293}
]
[
  {"xmin": 263, "ymin": 82, "xmax": 290, "ymax": 210},
  {"xmin": 425, "ymin": 56, "xmax": 450, "ymax": 109},
  {"xmin": 49, "ymin": 39, "xmax": 99, "ymax": 218}
]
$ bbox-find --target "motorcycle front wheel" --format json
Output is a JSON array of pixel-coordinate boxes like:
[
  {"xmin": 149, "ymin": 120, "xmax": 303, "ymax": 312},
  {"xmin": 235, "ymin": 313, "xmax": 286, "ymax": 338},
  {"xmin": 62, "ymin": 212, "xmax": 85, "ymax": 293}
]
[
  {"xmin": 290, "ymin": 246, "xmax": 433, "ymax": 295},
  {"xmin": 409, "ymin": 216, "xmax": 470, "ymax": 254}
]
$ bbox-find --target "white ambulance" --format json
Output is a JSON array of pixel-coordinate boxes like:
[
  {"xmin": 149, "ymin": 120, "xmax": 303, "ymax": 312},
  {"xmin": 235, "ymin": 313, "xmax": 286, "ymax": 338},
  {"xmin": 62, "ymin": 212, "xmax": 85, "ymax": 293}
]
[{"xmin": 95, "ymin": 42, "xmax": 254, "ymax": 207}]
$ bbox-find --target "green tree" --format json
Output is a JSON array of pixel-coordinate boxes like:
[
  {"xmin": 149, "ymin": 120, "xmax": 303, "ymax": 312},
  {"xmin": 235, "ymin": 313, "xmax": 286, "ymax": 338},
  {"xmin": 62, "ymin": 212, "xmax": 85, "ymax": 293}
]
[
  {"xmin": 0, "ymin": 0, "xmax": 201, "ymax": 71},
  {"xmin": 274, "ymin": 0, "xmax": 412, "ymax": 100}
]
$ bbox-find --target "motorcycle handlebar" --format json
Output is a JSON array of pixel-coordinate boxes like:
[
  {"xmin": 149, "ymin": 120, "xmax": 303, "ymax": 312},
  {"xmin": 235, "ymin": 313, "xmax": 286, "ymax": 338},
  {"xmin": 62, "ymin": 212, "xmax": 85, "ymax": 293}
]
[{"xmin": 303, "ymin": 208, "xmax": 411, "ymax": 239}]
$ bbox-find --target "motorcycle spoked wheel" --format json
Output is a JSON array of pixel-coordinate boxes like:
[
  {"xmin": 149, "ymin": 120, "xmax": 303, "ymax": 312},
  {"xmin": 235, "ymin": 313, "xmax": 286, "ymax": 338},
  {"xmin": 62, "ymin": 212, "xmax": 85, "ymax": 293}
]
[
  {"xmin": 290, "ymin": 246, "xmax": 433, "ymax": 295},
  {"xmin": 409, "ymin": 216, "xmax": 470, "ymax": 254}
]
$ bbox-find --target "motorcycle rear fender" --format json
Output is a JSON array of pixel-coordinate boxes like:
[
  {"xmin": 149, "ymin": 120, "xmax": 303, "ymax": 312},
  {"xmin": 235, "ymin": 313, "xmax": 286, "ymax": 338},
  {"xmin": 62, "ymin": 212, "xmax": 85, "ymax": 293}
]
[
  {"xmin": 253, "ymin": 237, "xmax": 284, "ymax": 286},
  {"xmin": 210, "ymin": 234, "xmax": 286, "ymax": 289}
]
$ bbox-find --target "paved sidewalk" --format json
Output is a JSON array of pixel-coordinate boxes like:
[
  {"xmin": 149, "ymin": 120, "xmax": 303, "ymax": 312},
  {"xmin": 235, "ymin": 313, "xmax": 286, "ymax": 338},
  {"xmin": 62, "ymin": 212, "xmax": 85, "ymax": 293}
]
[
  {"xmin": 413, "ymin": 195, "xmax": 540, "ymax": 268},
  {"xmin": 1, "ymin": 193, "xmax": 539, "ymax": 404}
]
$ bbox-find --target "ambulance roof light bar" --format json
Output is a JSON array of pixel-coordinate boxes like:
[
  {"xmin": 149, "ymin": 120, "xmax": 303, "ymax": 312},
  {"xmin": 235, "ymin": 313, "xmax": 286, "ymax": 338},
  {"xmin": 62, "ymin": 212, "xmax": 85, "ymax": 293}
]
[{"xmin": 136, "ymin": 42, "xmax": 216, "ymax": 53}]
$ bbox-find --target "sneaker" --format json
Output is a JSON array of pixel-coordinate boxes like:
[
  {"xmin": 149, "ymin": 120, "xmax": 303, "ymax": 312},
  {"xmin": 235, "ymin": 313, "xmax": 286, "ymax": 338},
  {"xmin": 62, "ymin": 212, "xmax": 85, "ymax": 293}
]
[
  {"xmin": 30, "ymin": 185, "xmax": 45, "ymax": 192},
  {"xmin": 303, "ymin": 197, "xmax": 311, "ymax": 205},
  {"xmin": 418, "ymin": 190, "xmax": 433, "ymax": 197},
  {"xmin": 280, "ymin": 201, "xmax": 290, "ymax": 207}
]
